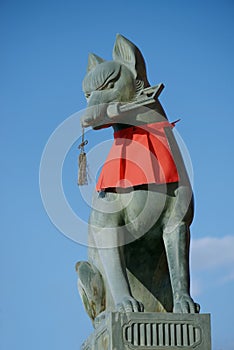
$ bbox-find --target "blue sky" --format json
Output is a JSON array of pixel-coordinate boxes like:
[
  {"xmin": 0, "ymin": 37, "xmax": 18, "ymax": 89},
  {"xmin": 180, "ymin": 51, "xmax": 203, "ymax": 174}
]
[{"xmin": 1, "ymin": 0, "xmax": 234, "ymax": 349}]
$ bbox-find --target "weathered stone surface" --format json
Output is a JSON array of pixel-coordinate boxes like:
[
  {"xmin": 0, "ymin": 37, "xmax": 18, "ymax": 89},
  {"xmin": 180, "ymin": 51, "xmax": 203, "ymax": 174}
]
[{"xmin": 81, "ymin": 312, "xmax": 211, "ymax": 349}]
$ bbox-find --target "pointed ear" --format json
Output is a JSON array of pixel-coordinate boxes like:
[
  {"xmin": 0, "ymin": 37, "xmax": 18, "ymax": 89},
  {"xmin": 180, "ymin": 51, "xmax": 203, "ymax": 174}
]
[
  {"xmin": 113, "ymin": 34, "xmax": 149, "ymax": 87},
  {"xmin": 87, "ymin": 53, "xmax": 105, "ymax": 73}
]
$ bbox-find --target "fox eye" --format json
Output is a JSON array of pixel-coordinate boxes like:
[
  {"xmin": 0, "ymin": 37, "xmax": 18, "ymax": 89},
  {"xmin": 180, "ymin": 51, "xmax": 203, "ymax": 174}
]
[
  {"xmin": 107, "ymin": 81, "xmax": 114, "ymax": 89},
  {"xmin": 85, "ymin": 93, "xmax": 91, "ymax": 99}
]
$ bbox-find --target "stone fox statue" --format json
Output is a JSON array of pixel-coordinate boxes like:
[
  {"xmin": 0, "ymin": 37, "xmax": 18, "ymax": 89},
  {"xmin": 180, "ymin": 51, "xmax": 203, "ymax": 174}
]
[{"xmin": 76, "ymin": 34, "xmax": 199, "ymax": 324}]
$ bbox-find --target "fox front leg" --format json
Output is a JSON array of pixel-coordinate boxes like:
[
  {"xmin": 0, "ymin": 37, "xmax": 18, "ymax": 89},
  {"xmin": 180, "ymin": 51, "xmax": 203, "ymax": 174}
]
[
  {"xmin": 163, "ymin": 221, "xmax": 199, "ymax": 313},
  {"xmin": 89, "ymin": 192, "xmax": 144, "ymax": 313},
  {"xmin": 97, "ymin": 244, "xmax": 144, "ymax": 313}
]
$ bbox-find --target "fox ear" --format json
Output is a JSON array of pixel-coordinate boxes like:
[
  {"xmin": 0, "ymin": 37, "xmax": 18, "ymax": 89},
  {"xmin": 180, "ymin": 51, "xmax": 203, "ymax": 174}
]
[
  {"xmin": 87, "ymin": 53, "xmax": 105, "ymax": 73},
  {"xmin": 113, "ymin": 34, "xmax": 149, "ymax": 87}
]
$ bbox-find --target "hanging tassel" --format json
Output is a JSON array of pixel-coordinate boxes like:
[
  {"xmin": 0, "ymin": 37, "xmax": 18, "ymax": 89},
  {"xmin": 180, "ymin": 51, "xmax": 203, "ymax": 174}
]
[{"xmin": 78, "ymin": 127, "xmax": 88, "ymax": 186}]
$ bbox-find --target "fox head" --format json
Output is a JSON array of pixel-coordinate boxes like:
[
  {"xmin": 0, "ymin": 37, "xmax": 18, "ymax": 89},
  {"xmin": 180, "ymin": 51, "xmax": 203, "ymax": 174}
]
[{"xmin": 81, "ymin": 34, "xmax": 150, "ymax": 128}]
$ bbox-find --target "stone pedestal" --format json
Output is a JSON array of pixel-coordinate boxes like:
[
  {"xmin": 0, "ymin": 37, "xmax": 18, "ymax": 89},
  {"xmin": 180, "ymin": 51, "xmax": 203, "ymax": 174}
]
[{"xmin": 81, "ymin": 312, "xmax": 211, "ymax": 350}]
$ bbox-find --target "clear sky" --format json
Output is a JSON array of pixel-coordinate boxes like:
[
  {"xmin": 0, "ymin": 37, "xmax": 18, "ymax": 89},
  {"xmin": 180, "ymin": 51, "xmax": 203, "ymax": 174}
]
[{"xmin": 1, "ymin": 0, "xmax": 234, "ymax": 349}]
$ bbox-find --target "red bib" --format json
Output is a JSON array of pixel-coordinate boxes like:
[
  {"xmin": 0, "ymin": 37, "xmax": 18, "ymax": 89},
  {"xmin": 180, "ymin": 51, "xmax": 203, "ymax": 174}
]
[{"xmin": 96, "ymin": 121, "xmax": 179, "ymax": 191}]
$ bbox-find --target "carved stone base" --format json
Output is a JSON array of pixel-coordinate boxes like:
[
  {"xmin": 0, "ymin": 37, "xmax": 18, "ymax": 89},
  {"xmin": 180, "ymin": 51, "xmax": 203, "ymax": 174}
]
[{"xmin": 81, "ymin": 312, "xmax": 211, "ymax": 350}]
